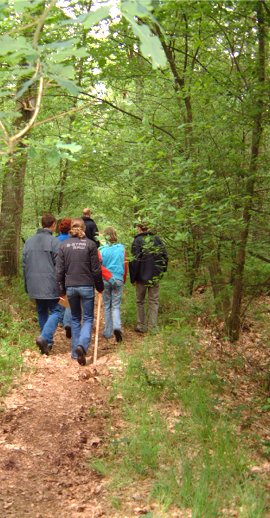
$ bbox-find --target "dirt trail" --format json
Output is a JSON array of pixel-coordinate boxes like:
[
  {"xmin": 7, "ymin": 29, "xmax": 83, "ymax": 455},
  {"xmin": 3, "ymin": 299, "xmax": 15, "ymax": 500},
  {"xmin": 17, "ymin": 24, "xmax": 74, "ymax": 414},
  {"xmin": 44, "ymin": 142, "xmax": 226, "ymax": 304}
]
[{"xmin": 0, "ymin": 325, "xmax": 129, "ymax": 518}]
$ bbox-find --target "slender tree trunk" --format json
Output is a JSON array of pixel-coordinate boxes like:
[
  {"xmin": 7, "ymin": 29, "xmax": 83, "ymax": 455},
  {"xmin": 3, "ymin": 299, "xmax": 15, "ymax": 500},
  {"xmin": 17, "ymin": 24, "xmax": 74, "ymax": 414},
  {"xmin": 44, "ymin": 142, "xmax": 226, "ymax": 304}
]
[
  {"xmin": 228, "ymin": 1, "xmax": 265, "ymax": 341},
  {"xmin": 208, "ymin": 252, "xmax": 230, "ymax": 326},
  {"xmin": 0, "ymin": 2, "xmax": 52, "ymax": 276},
  {"xmin": 184, "ymin": 228, "xmax": 202, "ymax": 295},
  {"xmin": 0, "ymin": 101, "xmax": 32, "ymax": 276},
  {"xmin": 50, "ymin": 8, "xmax": 92, "ymax": 214},
  {"xmin": 153, "ymin": 21, "xmax": 193, "ymax": 155},
  {"xmin": 0, "ymin": 148, "xmax": 28, "ymax": 276}
]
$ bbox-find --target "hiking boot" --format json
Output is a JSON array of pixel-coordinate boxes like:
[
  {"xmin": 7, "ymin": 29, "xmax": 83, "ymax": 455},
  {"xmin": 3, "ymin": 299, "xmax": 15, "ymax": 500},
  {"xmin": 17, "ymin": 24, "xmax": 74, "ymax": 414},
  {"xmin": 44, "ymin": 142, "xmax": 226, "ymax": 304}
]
[
  {"xmin": 75, "ymin": 345, "xmax": 86, "ymax": 366},
  {"xmin": 65, "ymin": 325, "xmax": 72, "ymax": 339},
  {"xmin": 134, "ymin": 326, "xmax": 146, "ymax": 334},
  {"xmin": 36, "ymin": 336, "xmax": 50, "ymax": 356},
  {"xmin": 114, "ymin": 329, "xmax": 122, "ymax": 342}
]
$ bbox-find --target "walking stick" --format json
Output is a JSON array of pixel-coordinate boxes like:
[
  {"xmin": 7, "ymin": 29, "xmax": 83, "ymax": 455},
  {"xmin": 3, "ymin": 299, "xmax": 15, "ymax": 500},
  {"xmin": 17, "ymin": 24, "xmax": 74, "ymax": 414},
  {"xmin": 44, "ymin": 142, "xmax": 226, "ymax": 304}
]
[{"xmin": 93, "ymin": 292, "xmax": 102, "ymax": 366}]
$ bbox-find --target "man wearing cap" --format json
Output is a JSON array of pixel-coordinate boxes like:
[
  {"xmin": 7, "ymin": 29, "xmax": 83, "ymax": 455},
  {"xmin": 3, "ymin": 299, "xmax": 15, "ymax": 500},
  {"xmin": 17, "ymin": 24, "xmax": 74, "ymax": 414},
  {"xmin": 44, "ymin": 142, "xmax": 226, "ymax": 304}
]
[{"xmin": 129, "ymin": 222, "xmax": 168, "ymax": 333}]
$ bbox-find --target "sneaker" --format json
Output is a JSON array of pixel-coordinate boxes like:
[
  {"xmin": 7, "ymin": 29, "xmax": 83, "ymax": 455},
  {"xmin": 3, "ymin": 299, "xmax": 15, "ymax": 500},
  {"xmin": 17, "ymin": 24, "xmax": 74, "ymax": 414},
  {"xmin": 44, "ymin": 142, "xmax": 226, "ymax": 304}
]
[
  {"xmin": 114, "ymin": 329, "xmax": 122, "ymax": 342},
  {"xmin": 65, "ymin": 325, "xmax": 72, "ymax": 339},
  {"xmin": 36, "ymin": 336, "xmax": 50, "ymax": 355},
  {"xmin": 75, "ymin": 345, "xmax": 86, "ymax": 366}
]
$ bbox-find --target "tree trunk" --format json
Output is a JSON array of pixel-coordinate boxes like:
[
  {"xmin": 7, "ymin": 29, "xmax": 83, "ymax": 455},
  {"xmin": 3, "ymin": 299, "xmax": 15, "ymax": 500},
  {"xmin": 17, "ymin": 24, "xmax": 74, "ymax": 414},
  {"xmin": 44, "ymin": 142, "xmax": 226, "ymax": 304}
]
[
  {"xmin": 228, "ymin": 1, "xmax": 265, "ymax": 341},
  {"xmin": 0, "ymin": 90, "xmax": 32, "ymax": 277},
  {"xmin": 0, "ymin": 3, "xmax": 48, "ymax": 277},
  {"xmin": 208, "ymin": 253, "xmax": 230, "ymax": 326},
  {"xmin": 0, "ymin": 147, "xmax": 28, "ymax": 276}
]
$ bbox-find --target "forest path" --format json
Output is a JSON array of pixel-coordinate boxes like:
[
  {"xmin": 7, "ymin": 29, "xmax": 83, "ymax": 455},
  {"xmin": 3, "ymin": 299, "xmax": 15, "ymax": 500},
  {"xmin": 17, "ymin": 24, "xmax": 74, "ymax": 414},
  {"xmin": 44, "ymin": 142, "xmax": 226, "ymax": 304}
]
[{"xmin": 0, "ymin": 322, "xmax": 135, "ymax": 518}]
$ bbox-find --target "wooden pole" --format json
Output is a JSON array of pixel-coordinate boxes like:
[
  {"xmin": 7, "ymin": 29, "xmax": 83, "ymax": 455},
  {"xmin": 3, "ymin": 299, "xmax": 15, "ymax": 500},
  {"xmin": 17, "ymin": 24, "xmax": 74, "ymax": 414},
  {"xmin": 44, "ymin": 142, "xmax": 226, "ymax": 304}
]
[{"xmin": 93, "ymin": 292, "xmax": 102, "ymax": 366}]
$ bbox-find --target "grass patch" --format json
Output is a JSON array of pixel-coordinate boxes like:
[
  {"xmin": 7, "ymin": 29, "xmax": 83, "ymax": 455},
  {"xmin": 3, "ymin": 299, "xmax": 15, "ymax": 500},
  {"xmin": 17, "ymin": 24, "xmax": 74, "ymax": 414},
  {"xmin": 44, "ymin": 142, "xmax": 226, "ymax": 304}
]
[
  {"xmin": 100, "ymin": 318, "xmax": 268, "ymax": 516},
  {"xmin": 0, "ymin": 278, "xmax": 36, "ymax": 396}
]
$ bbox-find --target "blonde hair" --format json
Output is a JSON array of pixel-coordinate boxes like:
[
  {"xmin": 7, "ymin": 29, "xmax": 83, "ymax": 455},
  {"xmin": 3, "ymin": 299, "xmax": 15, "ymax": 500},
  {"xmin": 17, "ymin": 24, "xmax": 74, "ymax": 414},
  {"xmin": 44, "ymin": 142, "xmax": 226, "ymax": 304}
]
[
  {"xmin": 103, "ymin": 226, "xmax": 117, "ymax": 243},
  {"xmin": 70, "ymin": 218, "xmax": 86, "ymax": 239}
]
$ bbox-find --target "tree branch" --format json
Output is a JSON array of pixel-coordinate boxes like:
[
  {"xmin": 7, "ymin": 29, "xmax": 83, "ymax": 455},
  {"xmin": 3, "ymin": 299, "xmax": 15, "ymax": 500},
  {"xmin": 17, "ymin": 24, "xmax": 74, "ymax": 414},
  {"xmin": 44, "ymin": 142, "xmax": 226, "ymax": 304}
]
[
  {"xmin": 33, "ymin": 0, "xmax": 57, "ymax": 48},
  {"xmin": 249, "ymin": 251, "xmax": 270, "ymax": 263},
  {"xmin": 9, "ymin": 67, "xmax": 44, "ymax": 147},
  {"xmin": 79, "ymin": 92, "xmax": 176, "ymax": 140}
]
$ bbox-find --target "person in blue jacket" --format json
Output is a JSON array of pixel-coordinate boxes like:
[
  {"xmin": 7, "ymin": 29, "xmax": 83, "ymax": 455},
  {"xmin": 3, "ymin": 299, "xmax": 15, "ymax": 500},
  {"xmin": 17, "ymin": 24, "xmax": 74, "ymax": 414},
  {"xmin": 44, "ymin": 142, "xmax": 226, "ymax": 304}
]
[
  {"xmin": 98, "ymin": 227, "xmax": 128, "ymax": 343},
  {"xmin": 57, "ymin": 218, "xmax": 71, "ymax": 242}
]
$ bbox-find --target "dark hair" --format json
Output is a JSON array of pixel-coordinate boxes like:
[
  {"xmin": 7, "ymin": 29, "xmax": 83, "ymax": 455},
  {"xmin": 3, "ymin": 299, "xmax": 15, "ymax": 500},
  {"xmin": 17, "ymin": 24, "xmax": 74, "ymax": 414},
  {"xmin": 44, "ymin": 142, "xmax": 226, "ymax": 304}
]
[
  {"xmin": 59, "ymin": 218, "xmax": 71, "ymax": 234},
  {"xmin": 41, "ymin": 213, "xmax": 56, "ymax": 228}
]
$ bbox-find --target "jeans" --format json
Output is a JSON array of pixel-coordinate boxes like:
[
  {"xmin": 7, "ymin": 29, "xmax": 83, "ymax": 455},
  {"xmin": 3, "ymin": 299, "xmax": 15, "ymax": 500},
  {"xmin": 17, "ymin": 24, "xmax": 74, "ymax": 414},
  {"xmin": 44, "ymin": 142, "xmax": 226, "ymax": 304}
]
[
  {"xmin": 58, "ymin": 306, "xmax": 72, "ymax": 328},
  {"xmin": 136, "ymin": 282, "xmax": 160, "ymax": 331},
  {"xmin": 36, "ymin": 299, "xmax": 62, "ymax": 345},
  {"xmin": 66, "ymin": 286, "xmax": 95, "ymax": 359},
  {"xmin": 102, "ymin": 280, "xmax": 123, "ymax": 339}
]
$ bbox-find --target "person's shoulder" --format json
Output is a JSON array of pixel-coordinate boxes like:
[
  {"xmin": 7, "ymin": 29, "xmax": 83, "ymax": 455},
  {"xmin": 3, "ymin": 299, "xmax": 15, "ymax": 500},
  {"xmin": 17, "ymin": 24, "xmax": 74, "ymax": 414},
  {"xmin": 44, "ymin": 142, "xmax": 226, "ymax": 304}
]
[
  {"xmin": 99, "ymin": 243, "xmax": 108, "ymax": 251},
  {"xmin": 115, "ymin": 243, "xmax": 125, "ymax": 250},
  {"xmin": 25, "ymin": 230, "xmax": 40, "ymax": 243},
  {"xmin": 23, "ymin": 234, "xmax": 34, "ymax": 248},
  {"xmin": 86, "ymin": 237, "xmax": 97, "ymax": 248},
  {"xmin": 59, "ymin": 238, "xmax": 68, "ymax": 247},
  {"xmin": 25, "ymin": 232, "xmax": 35, "ymax": 241}
]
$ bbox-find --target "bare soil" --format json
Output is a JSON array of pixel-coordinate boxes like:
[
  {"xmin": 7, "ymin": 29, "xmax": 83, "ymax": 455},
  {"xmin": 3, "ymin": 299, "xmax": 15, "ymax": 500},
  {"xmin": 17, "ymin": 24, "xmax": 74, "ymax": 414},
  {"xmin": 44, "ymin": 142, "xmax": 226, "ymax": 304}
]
[{"xmin": 0, "ymin": 323, "xmax": 132, "ymax": 518}]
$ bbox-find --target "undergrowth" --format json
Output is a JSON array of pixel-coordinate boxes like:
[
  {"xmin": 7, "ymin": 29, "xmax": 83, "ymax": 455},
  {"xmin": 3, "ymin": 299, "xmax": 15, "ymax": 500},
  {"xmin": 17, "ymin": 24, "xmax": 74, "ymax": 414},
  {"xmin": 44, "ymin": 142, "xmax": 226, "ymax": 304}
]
[
  {"xmin": 0, "ymin": 278, "xmax": 36, "ymax": 397},
  {"xmin": 89, "ymin": 270, "xmax": 269, "ymax": 517}
]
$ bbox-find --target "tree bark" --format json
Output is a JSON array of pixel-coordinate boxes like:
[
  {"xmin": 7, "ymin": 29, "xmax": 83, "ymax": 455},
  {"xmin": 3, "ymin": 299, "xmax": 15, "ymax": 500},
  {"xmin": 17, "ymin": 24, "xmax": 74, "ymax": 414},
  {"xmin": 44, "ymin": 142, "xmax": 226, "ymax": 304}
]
[
  {"xmin": 228, "ymin": 1, "xmax": 265, "ymax": 341},
  {"xmin": 0, "ymin": 105, "xmax": 32, "ymax": 276},
  {"xmin": 208, "ymin": 253, "xmax": 230, "ymax": 325}
]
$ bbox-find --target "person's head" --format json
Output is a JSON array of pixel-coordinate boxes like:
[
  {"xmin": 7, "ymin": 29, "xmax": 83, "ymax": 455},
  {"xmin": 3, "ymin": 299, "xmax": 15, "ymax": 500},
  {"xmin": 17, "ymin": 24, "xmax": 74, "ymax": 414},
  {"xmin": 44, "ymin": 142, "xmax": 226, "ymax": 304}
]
[
  {"xmin": 82, "ymin": 207, "xmax": 91, "ymax": 217},
  {"xmin": 59, "ymin": 218, "xmax": 71, "ymax": 234},
  {"xmin": 69, "ymin": 218, "xmax": 86, "ymax": 239},
  {"xmin": 135, "ymin": 221, "xmax": 148, "ymax": 233},
  {"xmin": 41, "ymin": 213, "xmax": 56, "ymax": 230},
  {"xmin": 103, "ymin": 226, "xmax": 117, "ymax": 243}
]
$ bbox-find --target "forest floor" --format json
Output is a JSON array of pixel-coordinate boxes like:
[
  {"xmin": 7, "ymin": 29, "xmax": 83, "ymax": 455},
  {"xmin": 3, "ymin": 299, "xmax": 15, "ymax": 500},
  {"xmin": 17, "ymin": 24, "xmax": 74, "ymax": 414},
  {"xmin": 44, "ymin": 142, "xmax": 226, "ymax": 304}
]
[
  {"xmin": 0, "ymin": 298, "xmax": 270, "ymax": 518},
  {"xmin": 0, "ymin": 315, "xmax": 144, "ymax": 518}
]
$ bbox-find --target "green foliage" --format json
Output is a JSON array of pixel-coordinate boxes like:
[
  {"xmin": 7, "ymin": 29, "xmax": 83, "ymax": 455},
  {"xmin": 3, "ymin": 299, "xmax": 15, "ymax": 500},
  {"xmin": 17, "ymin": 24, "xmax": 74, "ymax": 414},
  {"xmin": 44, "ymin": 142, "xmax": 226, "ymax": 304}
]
[
  {"xmin": 97, "ymin": 275, "xmax": 268, "ymax": 515},
  {"xmin": 120, "ymin": 0, "xmax": 167, "ymax": 68},
  {"xmin": 0, "ymin": 279, "xmax": 36, "ymax": 396},
  {"xmin": 2, "ymin": 0, "xmax": 270, "ymax": 331}
]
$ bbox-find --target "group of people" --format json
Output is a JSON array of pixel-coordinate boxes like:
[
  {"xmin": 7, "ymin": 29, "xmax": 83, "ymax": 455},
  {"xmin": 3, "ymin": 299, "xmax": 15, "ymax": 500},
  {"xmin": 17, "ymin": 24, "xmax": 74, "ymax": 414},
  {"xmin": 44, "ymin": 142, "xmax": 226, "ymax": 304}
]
[{"xmin": 22, "ymin": 208, "xmax": 168, "ymax": 366}]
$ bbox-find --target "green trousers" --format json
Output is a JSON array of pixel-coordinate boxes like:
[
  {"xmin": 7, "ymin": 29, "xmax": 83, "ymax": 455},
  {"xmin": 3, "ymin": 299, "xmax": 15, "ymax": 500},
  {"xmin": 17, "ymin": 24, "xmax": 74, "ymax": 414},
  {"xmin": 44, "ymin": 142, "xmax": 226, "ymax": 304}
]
[{"xmin": 135, "ymin": 282, "xmax": 160, "ymax": 332}]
